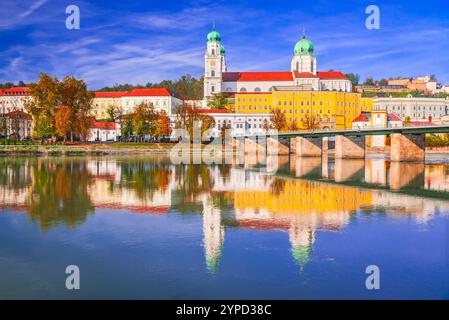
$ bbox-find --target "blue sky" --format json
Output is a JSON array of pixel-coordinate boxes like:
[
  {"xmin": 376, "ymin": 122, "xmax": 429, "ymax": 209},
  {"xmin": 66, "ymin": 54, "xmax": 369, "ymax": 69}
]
[{"xmin": 1, "ymin": 0, "xmax": 448, "ymax": 89}]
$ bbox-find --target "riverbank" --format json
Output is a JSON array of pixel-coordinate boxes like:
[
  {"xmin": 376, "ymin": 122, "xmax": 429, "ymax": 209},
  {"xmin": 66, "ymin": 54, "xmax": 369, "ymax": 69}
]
[
  {"xmin": 0, "ymin": 143, "xmax": 177, "ymax": 156},
  {"xmin": 2, "ymin": 143, "xmax": 449, "ymax": 156}
]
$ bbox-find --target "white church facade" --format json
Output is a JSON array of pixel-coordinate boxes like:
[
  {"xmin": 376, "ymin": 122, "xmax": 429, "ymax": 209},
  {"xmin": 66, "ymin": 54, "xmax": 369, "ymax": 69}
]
[{"xmin": 203, "ymin": 28, "xmax": 352, "ymax": 99}]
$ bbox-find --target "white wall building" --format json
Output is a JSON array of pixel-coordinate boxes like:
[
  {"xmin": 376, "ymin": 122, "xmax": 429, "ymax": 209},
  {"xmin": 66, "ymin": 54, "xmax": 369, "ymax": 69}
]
[
  {"xmin": 373, "ymin": 95, "xmax": 449, "ymax": 122},
  {"xmin": 0, "ymin": 87, "xmax": 31, "ymax": 114},
  {"xmin": 120, "ymin": 88, "xmax": 181, "ymax": 115},
  {"xmin": 88, "ymin": 121, "xmax": 120, "ymax": 142},
  {"xmin": 198, "ymin": 110, "xmax": 272, "ymax": 137}
]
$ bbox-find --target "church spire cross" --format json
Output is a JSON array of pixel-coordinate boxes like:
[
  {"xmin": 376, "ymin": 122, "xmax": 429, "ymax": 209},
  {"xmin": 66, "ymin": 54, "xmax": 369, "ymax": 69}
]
[{"xmin": 302, "ymin": 27, "xmax": 306, "ymax": 38}]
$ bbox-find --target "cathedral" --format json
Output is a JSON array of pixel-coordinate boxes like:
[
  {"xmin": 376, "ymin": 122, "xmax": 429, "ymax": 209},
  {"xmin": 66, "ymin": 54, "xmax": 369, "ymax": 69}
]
[{"xmin": 203, "ymin": 27, "xmax": 352, "ymax": 99}]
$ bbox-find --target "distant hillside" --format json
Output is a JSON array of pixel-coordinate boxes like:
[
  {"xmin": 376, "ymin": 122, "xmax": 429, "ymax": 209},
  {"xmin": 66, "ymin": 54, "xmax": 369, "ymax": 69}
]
[{"xmin": 97, "ymin": 74, "xmax": 204, "ymax": 100}]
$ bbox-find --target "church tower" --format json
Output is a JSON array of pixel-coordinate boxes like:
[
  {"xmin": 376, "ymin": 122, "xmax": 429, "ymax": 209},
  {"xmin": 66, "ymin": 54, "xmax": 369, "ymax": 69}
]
[
  {"xmin": 291, "ymin": 31, "xmax": 317, "ymax": 75},
  {"xmin": 204, "ymin": 25, "xmax": 226, "ymax": 99}
]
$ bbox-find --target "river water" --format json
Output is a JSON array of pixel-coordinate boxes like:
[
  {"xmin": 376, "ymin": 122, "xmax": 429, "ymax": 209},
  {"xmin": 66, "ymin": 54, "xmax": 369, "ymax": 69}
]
[{"xmin": 0, "ymin": 155, "xmax": 448, "ymax": 299}]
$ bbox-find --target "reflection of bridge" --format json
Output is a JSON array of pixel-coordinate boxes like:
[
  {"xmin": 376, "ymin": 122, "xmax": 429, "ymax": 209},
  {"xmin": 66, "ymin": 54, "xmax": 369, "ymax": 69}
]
[
  {"xmin": 232, "ymin": 125, "xmax": 449, "ymax": 162},
  {"xmin": 260, "ymin": 155, "xmax": 449, "ymax": 200}
]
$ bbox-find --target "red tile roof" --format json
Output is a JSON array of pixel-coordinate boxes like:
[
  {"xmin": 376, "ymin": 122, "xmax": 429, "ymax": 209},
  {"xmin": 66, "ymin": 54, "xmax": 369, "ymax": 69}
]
[
  {"xmin": 91, "ymin": 121, "xmax": 116, "ymax": 130},
  {"xmin": 294, "ymin": 71, "xmax": 317, "ymax": 78},
  {"xmin": 234, "ymin": 91, "xmax": 272, "ymax": 95},
  {"xmin": 0, "ymin": 87, "xmax": 29, "ymax": 96},
  {"xmin": 222, "ymin": 72, "xmax": 294, "ymax": 82},
  {"xmin": 222, "ymin": 71, "xmax": 348, "ymax": 82},
  {"xmin": 95, "ymin": 91, "xmax": 127, "ymax": 98},
  {"xmin": 317, "ymin": 71, "xmax": 347, "ymax": 79},
  {"xmin": 123, "ymin": 88, "xmax": 171, "ymax": 97},
  {"xmin": 352, "ymin": 113, "xmax": 369, "ymax": 122},
  {"xmin": 198, "ymin": 109, "xmax": 229, "ymax": 114},
  {"xmin": 388, "ymin": 113, "xmax": 403, "ymax": 122}
]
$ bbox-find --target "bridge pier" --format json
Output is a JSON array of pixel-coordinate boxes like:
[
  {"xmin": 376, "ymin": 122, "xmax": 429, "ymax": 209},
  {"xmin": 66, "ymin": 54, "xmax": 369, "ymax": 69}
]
[
  {"xmin": 389, "ymin": 162, "xmax": 425, "ymax": 190},
  {"xmin": 335, "ymin": 135, "xmax": 365, "ymax": 159},
  {"xmin": 390, "ymin": 133, "xmax": 425, "ymax": 162},
  {"xmin": 244, "ymin": 137, "xmax": 266, "ymax": 155},
  {"xmin": 294, "ymin": 137, "xmax": 322, "ymax": 157},
  {"xmin": 267, "ymin": 137, "xmax": 290, "ymax": 155}
]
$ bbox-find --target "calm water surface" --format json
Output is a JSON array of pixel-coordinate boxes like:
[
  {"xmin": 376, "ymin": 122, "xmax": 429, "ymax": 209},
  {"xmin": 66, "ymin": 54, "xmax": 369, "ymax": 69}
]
[{"xmin": 0, "ymin": 155, "xmax": 449, "ymax": 299}]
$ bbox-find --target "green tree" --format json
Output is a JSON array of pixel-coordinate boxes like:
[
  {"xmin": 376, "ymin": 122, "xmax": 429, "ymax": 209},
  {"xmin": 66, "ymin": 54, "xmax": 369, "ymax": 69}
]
[
  {"xmin": 207, "ymin": 93, "xmax": 228, "ymax": 109},
  {"xmin": 132, "ymin": 102, "xmax": 157, "ymax": 141},
  {"xmin": 345, "ymin": 73, "xmax": 360, "ymax": 86},
  {"xmin": 106, "ymin": 105, "xmax": 120, "ymax": 122},
  {"xmin": 404, "ymin": 116, "xmax": 411, "ymax": 127},
  {"xmin": 363, "ymin": 76, "xmax": 375, "ymax": 86}
]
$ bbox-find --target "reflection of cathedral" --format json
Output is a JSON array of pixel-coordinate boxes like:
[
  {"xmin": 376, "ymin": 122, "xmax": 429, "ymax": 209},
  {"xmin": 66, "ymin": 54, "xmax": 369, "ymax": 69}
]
[
  {"xmin": 202, "ymin": 195, "xmax": 225, "ymax": 273},
  {"xmin": 2, "ymin": 158, "xmax": 449, "ymax": 270}
]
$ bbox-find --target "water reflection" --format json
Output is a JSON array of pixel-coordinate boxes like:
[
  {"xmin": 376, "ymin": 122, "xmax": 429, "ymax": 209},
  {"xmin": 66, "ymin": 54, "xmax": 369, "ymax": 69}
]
[{"xmin": 1, "ymin": 156, "xmax": 449, "ymax": 272}]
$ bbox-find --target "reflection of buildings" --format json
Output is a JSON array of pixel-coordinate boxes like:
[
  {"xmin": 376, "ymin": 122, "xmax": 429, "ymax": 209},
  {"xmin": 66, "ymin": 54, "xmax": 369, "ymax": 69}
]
[
  {"xmin": 230, "ymin": 178, "xmax": 369, "ymax": 268},
  {"xmin": 202, "ymin": 195, "xmax": 225, "ymax": 273},
  {"xmin": 2, "ymin": 157, "xmax": 449, "ymax": 270}
]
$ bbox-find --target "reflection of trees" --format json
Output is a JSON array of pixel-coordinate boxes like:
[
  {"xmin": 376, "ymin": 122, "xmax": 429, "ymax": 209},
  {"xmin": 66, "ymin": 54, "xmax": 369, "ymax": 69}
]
[
  {"xmin": 26, "ymin": 159, "xmax": 94, "ymax": 231},
  {"xmin": 172, "ymin": 165, "xmax": 215, "ymax": 214},
  {"xmin": 218, "ymin": 164, "xmax": 231, "ymax": 184},
  {"xmin": 0, "ymin": 158, "xmax": 35, "ymax": 190},
  {"xmin": 119, "ymin": 158, "xmax": 171, "ymax": 201},
  {"xmin": 270, "ymin": 178, "xmax": 286, "ymax": 196}
]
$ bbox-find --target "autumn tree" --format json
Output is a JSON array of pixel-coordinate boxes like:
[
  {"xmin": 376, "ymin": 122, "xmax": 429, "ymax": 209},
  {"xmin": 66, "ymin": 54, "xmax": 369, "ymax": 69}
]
[
  {"xmin": 173, "ymin": 103, "xmax": 215, "ymax": 143},
  {"xmin": 201, "ymin": 114, "xmax": 216, "ymax": 139},
  {"xmin": 26, "ymin": 73, "xmax": 95, "ymax": 141},
  {"xmin": 288, "ymin": 121, "xmax": 299, "ymax": 131},
  {"xmin": 55, "ymin": 106, "xmax": 73, "ymax": 142},
  {"xmin": 270, "ymin": 108, "xmax": 287, "ymax": 132},
  {"xmin": 59, "ymin": 76, "xmax": 95, "ymax": 141},
  {"xmin": 155, "ymin": 110, "xmax": 172, "ymax": 139},
  {"xmin": 25, "ymin": 73, "xmax": 60, "ymax": 139},
  {"xmin": 301, "ymin": 114, "xmax": 320, "ymax": 130}
]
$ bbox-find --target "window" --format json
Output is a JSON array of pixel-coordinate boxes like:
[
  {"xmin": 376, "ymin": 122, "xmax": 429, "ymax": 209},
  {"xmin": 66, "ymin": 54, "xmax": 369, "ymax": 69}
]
[
  {"xmin": 254, "ymin": 87, "xmax": 261, "ymax": 92},
  {"xmin": 211, "ymin": 86, "xmax": 215, "ymax": 92},
  {"xmin": 240, "ymin": 87, "xmax": 247, "ymax": 92},
  {"xmin": 212, "ymin": 49, "xmax": 215, "ymax": 55},
  {"xmin": 211, "ymin": 70, "xmax": 215, "ymax": 77}
]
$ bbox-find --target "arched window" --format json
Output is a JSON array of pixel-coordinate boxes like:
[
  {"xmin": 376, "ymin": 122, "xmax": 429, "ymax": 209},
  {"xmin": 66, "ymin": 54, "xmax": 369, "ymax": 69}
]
[
  {"xmin": 240, "ymin": 87, "xmax": 247, "ymax": 92},
  {"xmin": 212, "ymin": 49, "xmax": 215, "ymax": 55},
  {"xmin": 211, "ymin": 70, "xmax": 215, "ymax": 77},
  {"xmin": 296, "ymin": 62, "xmax": 299, "ymax": 71},
  {"xmin": 211, "ymin": 86, "xmax": 215, "ymax": 93},
  {"xmin": 254, "ymin": 87, "xmax": 261, "ymax": 92},
  {"xmin": 226, "ymin": 87, "xmax": 232, "ymax": 92}
]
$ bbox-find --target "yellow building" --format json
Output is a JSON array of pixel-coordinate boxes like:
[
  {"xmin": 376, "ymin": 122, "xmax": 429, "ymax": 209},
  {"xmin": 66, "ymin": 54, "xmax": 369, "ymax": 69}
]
[
  {"xmin": 230, "ymin": 88, "xmax": 373, "ymax": 130},
  {"xmin": 232, "ymin": 178, "xmax": 373, "ymax": 216},
  {"xmin": 91, "ymin": 92, "xmax": 125, "ymax": 120}
]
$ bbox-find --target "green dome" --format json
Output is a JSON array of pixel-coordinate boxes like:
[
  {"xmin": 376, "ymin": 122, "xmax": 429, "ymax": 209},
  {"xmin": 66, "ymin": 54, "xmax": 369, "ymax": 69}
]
[
  {"xmin": 291, "ymin": 244, "xmax": 312, "ymax": 269},
  {"xmin": 294, "ymin": 36, "xmax": 314, "ymax": 56},
  {"xmin": 207, "ymin": 29, "xmax": 221, "ymax": 42},
  {"xmin": 220, "ymin": 45, "xmax": 225, "ymax": 54}
]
